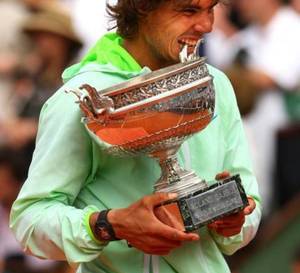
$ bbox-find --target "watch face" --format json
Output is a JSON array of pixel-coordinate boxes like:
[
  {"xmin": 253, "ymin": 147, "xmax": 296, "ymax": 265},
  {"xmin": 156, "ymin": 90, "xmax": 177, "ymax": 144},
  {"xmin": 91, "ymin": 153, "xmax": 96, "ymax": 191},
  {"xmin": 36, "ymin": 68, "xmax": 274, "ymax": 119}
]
[{"xmin": 98, "ymin": 226, "xmax": 112, "ymax": 241}]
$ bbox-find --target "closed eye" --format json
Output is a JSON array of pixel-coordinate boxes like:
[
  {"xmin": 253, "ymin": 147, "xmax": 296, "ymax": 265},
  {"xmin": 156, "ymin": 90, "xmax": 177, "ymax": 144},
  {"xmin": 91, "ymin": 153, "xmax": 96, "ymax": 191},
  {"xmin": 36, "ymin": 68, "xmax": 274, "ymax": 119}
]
[{"xmin": 180, "ymin": 7, "xmax": 200, "ymax": 16}]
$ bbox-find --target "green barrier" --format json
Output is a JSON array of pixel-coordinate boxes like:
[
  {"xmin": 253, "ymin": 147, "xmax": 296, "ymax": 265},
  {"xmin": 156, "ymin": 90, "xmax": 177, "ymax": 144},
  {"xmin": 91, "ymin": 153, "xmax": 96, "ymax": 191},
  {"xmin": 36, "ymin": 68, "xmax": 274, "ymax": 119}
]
[{"xmin": 284, "ymin": 91, "xmax": 300, "ymax": 122}]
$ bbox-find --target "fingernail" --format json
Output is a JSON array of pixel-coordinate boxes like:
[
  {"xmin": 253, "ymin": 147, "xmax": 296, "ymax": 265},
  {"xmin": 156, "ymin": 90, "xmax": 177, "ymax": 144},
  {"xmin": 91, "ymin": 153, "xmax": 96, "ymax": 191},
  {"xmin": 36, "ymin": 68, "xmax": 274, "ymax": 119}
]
[
  {"xmin": 245, "ymin": 209, "xmax": 251, "ymax": 215},
  {"xmin": 192, "ymin": 235, "xmax": 199, "ymax": 241}
]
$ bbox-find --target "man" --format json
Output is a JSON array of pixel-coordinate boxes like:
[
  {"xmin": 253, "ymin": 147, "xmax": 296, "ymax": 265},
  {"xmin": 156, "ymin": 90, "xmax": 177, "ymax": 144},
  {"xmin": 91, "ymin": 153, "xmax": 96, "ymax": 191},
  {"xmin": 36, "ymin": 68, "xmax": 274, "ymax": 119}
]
[
  {"xmin": 10, "ymin": 1, "xmax": 261, "ymax": 272},
  {"xmin": 0, "ymin": 2, "xmax": 82, "ymax": 150}
]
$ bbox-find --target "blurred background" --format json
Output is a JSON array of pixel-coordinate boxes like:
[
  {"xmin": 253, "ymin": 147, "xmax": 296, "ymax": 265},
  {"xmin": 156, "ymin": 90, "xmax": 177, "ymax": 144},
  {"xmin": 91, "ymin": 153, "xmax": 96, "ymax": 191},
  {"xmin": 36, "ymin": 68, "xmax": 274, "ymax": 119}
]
[{"xmin": 0, "ymin": 0, "xmax": 299, "ymax": 273}]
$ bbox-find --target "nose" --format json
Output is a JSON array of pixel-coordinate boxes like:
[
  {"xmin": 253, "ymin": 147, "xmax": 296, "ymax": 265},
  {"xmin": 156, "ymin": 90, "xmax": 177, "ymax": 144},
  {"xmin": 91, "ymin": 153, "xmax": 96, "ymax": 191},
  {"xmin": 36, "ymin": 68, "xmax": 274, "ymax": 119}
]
[{"xmin": 193, "ymin": 12, "xmax": 214, "ymax": 34}]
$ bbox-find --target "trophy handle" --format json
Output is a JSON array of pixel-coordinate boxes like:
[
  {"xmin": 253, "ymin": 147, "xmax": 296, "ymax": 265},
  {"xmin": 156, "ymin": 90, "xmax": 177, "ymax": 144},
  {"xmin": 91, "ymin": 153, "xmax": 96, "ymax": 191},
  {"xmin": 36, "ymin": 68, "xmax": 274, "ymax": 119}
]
[
  {"xmin": 79, "ymin": 84, "xmax": 115, "ymax": 115},
  {"xmin": 66, "ymin": 84, "xmax": 115, "ymax": 123}
]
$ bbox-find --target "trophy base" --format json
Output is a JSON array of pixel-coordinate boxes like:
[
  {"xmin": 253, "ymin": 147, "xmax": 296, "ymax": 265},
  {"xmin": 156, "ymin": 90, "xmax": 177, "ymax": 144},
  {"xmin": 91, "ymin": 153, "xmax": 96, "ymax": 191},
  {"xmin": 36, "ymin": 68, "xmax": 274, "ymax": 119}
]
[{"xmin": 156, "ymin": 175, "xmax": 249, "ymax": 232}]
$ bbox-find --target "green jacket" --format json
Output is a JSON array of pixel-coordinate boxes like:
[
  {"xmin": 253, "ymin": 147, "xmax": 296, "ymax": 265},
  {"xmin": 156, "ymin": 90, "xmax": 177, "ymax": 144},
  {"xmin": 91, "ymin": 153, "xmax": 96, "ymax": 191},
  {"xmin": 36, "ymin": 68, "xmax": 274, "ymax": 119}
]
[{"xmin": 10, "ymin": 33, "xmax": 261, "ymax": 273}]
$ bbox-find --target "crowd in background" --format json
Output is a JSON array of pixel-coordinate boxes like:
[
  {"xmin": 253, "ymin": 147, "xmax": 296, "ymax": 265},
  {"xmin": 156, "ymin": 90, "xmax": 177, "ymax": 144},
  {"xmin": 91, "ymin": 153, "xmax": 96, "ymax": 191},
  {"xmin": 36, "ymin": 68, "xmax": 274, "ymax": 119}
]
[{"xmin": 0, "ymin": 0, "xmax": 299, "ymax": 273}]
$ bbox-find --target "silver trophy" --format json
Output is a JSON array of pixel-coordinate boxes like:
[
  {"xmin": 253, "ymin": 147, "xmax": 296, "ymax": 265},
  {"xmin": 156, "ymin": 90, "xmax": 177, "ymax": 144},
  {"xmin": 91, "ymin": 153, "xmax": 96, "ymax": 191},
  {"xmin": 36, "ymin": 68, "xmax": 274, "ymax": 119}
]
[{"xmin": 68, "ymin": 42, "xmax": 248, "ymax": 231}]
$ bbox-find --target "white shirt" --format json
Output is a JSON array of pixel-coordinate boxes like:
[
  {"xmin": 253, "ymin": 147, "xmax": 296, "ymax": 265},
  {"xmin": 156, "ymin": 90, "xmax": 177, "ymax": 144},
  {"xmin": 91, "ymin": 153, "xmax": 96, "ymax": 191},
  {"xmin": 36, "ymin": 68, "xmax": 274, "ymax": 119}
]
[
  {"xmin": 205, "ymin": 29, "xmax": 242, "ymax": 69},
  {"xmin": 232, "ymin": 7, "xmax": 300, "ymax": 215},
  {"xmin": 240, "ymin": 7, "xmax": 300, "ymax": 90}
]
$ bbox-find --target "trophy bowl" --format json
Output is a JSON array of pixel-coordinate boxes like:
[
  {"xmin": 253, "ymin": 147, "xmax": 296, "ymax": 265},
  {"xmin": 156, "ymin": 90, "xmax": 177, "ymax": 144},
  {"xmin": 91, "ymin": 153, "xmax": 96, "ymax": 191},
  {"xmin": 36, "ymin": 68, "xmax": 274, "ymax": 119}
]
[{"xmin": 69, "ymin": 56, "xmax": 248, "ymax": 231}]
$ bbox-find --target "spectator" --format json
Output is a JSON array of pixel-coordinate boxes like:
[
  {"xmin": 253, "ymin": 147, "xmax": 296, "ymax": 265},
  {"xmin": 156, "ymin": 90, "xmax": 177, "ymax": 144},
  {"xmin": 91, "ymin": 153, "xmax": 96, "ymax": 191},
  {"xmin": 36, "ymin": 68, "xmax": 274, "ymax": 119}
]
[
  {"xmin": 222, "ymin": 0, "xmax": 300, "ymax": 216},
  {"xmin": 0, "ymin": 0, "xmax": 29, "ymax": 120},
  {"xmin": 205, "ymin": 4, "xmax": 241, "ymax": 69},
  {"xmin": 0, "ymin": 2, "xmax": 82, "ymax": 149}
]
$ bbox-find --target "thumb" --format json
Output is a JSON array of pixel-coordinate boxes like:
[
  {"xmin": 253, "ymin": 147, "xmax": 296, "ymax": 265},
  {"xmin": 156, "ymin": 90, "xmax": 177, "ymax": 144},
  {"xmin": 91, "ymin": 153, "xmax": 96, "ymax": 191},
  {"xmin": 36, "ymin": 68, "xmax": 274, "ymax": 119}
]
[
  {"xmin": 244, "ymin": 197, "xmax": 256, "ymax": 215},
  {"xmin": 215, "ymin": 171, "xmax": 230, "ymax": 181},
  {"xmin": 147, "ymin": 192, "xmax": 178, "ymax": 207}
]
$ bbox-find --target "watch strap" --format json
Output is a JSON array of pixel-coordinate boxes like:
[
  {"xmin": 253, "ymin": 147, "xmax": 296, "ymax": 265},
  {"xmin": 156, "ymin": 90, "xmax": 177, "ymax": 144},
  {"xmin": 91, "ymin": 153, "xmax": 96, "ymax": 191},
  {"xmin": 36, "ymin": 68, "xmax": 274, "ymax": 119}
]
[{"xmin": 95, "ymin": 209, "xmax": 119, "ymax": 241}]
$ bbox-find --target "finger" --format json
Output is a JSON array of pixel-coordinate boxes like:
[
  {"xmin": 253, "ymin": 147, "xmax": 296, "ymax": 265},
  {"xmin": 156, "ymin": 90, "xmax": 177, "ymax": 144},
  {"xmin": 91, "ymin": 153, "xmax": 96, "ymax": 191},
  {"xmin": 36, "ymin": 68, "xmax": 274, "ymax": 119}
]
[
  {"xmin": 215, "ymin": 170, "xmax": 230, "ymax": 181},
  {"xmin": 207, "ymin": 222, "xmax": 218, "ymax": 229},
  {"xmin": 215, "ymin": 227, "xmax": 242, "ymax": 237},
  {"xmin": 131, "ymin": 238, "xmax": 182, "ymax": 255},
  {"xmin": 208, "ymin": 221, "xmax": 244, "ymax": 231},
  {"xmin": 151, "ymin": 222, "xmax": 199, "ymax": 242},
  {"xmin": 131, "ymin": 236, "xmax": 183, "ymax": 249},
  {"xmin": 211, "ymin": 211, "xmax": 244, "ymax": 224},
  {"xmin": 243, "ymin": 197, "xmax": 256, "ymax": 215},
  {"xmin": 144, "ymin": 192, "xmax": 178, "ymax": 208},
  {"xmin": 211, "ymin": 216, "xmax": 245, "ymax": 227},
  {"xmin": 220, "ymin": 212, "xmax": 244, "ymax": 221},
  {"xmin": 155, "ymin": 237, "xmax": 183, "ymax": 248},
  {"xmin": 154, "ymin": 204, "xmax": 185, "ymax": 231},
  {"xmin": 208, "ymin": 214, "xmax": 245, "ymax": 229},
  {"xmin": 211, "ymin": 219, "xmax": 245, "ymax": 230}
]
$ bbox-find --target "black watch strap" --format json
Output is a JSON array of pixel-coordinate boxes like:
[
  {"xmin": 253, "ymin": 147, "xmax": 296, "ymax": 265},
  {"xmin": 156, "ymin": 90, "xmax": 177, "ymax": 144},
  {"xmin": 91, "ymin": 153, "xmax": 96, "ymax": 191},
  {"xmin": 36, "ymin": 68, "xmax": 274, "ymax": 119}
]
[{"xmin": 95, "ymin": 209, "xmax": 119, "ymax": 241}]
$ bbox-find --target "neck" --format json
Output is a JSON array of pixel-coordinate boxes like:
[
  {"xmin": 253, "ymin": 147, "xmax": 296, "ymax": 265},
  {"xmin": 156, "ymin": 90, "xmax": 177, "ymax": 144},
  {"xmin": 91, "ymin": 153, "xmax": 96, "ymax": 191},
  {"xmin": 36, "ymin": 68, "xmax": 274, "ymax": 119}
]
[{"xmin": 123, "ymin": 38, "xmax": 171, "ymax": 71}]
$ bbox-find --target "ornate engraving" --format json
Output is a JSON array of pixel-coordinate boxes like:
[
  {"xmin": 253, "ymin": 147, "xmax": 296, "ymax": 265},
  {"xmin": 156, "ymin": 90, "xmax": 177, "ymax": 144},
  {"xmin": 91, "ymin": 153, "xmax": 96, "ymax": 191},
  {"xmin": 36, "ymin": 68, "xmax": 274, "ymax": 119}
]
[
  {"xmin": 111, "ymin": 65, "xmax": 209, "ymax": 109},
  {"xmin": 144, "ymin": 84, "xmax": 215, "ymax": 114}
]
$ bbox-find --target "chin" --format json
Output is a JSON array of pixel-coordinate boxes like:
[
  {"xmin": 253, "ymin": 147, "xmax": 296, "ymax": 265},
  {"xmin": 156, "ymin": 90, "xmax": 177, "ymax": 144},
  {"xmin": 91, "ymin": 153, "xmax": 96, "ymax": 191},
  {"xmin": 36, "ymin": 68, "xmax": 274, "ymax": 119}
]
[
  {"xmin": 169, "ymin": 53, "xmax": 180, "ymax": 64},
  {"xmin": 166, "ymin": 58, "xmax": 179, "ymax": 67}
]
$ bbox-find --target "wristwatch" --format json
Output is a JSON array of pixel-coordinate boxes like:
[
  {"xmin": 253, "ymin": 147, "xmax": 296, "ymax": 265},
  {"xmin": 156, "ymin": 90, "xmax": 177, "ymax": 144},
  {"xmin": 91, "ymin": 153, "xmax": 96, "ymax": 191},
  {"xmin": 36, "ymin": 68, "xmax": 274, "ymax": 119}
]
[{"xmin": 95, "ymin": 209, "xmax": 119, "ymax": 241}]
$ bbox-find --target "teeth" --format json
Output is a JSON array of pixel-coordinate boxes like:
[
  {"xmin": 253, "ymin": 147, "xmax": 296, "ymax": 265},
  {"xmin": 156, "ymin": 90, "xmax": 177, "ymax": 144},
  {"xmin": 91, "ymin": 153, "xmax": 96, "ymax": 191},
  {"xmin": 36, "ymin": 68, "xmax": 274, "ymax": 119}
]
[
  {"xmin": 179, "ymin": 44, "xmax": 188, "ymax": 63},
  {"xmin": 179, "ymin": 39, "xmax": 197, "ymax": 47},
  {"xmin": 179, "ymin": 38, "xmax": 203, "ymax": 62}
]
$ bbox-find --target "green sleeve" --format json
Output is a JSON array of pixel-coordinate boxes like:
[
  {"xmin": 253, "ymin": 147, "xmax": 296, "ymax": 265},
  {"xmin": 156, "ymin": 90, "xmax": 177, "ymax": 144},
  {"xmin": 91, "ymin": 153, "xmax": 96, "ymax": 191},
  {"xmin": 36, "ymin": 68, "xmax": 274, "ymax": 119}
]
[
  {"xmin": 208, "ymin": 67, "xmax": 262, "ymax": 255},
  {"xmin": 10, "ymin": 82, "xmax": 106, "ymax": 265}
]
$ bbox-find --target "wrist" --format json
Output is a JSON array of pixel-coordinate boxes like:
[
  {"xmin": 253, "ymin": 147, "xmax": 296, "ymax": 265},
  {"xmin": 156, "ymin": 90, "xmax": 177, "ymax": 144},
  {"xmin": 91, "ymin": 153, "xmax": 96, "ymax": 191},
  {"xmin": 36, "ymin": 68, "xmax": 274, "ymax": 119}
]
[
  {"xmin": 106, "ymin": 209, "xmax": 119, "ymax": 229},
  {"xmin": 89, "ymin": 212, "xmax": 100, "ymax": 241},
  {"xmin": 90, "ymin": 210, "xmax": 120, "ymax": 242}
]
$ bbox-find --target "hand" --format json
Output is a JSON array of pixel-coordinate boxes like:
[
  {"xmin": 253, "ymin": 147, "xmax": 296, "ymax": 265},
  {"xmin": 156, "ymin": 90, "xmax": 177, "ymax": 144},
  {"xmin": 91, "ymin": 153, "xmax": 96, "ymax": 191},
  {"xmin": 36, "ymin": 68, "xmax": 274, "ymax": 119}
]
[
  {"xmin": 107, "ymin": 193, "xmax": 199, "ymax": 255},
  {"xmin": 154, "ymin": 202, "xmax": 185, "ymax": 231},
  {"xmin": 207, "ymin": 171, "xmax": 256, "ymax": 237}
]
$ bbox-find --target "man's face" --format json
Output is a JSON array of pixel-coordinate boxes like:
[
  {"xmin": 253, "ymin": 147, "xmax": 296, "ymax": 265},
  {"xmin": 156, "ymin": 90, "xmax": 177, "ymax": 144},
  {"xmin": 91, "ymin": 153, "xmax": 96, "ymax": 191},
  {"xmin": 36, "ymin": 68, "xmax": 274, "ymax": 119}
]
[{"xmin": 138, "ymin": 0, "xmax": 218, "ymax": 69}]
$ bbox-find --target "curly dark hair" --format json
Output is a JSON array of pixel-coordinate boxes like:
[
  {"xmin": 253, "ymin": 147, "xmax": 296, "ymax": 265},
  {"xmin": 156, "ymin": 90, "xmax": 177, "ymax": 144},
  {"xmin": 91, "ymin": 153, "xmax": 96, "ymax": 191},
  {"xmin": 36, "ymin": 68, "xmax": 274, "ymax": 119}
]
[
  {"xmin": 107, "ymin": 0, "xmax": 202, "ymax": 39},
  {"xmin": 107, "ymin": 0, "xmax": 230, "ymax": 39}
]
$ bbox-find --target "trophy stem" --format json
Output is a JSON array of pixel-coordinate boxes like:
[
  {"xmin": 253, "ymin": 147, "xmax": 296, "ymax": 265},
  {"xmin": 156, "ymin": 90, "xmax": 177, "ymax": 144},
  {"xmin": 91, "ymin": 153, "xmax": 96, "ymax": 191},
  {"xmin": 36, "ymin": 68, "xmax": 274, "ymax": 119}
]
[{"xmin": 152, "ymin": 149, "xmax": 207, "ymax": 197}]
